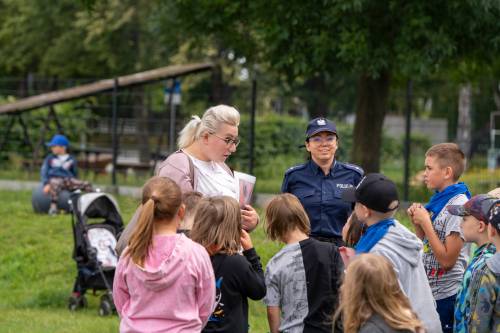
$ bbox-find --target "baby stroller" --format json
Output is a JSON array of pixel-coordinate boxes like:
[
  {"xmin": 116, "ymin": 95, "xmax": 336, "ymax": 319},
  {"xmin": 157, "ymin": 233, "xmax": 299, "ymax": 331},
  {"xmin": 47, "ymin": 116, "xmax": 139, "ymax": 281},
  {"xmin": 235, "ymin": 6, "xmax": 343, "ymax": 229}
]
[{"xmin": 68, "ymin": 191, "xmax": 124, "ymax": 316}]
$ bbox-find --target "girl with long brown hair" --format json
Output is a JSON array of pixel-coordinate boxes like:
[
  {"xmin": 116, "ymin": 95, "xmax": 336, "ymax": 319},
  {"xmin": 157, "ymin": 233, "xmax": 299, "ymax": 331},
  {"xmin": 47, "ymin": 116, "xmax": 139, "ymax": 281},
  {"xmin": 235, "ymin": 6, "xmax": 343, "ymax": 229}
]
[
  {"xmin": 190, "ymin": 196, "xmax": 266, "ymax": 333},
  {"xmin": 335, "ymin": 253, "xmax": 425, "ymax": 333},
  {"xmin": 113, "ymin": 177, "xmax": 215, "ymax": 333}
]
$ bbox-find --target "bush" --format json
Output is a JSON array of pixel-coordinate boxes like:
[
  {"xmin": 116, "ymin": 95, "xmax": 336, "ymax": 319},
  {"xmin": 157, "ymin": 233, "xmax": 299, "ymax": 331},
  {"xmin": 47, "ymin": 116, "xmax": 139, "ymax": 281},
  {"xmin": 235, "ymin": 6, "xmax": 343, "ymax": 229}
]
[{"xmin": 230, "ymin": 114, "xmax": 432, "ymax": 193}]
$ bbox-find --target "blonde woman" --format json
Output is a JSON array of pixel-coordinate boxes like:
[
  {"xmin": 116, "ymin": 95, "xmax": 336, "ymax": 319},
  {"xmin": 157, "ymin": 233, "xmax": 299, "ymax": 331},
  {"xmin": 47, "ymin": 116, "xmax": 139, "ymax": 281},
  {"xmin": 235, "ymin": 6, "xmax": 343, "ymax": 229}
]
[
  {"xmin": 116, "ymin": 105, "xmax": 259, "ymax": 255},
  {"xmin": 157, "ymin": 104, "xmax": 259, "ymax": 231},
  {"xmin": 336, "ymin": 253, "xmax": 425, "ymax": 333},
  {"xmin": 190, "ymin": 196, "xmax": 266, "ymax": 333}
]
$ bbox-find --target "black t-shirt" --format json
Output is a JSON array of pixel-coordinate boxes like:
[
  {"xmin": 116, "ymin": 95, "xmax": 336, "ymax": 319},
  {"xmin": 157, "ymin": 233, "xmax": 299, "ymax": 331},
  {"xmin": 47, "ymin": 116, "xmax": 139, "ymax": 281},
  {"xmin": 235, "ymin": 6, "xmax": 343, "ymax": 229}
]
[{"xmin": 202, "ymin": 248, "xmax": 266, "ymax": 333}]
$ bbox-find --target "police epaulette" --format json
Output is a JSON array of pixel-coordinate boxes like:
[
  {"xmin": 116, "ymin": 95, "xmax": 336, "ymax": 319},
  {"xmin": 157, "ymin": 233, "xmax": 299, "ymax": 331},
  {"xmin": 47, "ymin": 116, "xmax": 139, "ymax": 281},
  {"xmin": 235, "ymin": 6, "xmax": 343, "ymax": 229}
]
[
  {"xmin": 284, "ymin": 163, "xmax": 307, "ymax": 175},
  {"xmin": 340, "ymin": 162, "xmax": 364, "ymax": 176}
]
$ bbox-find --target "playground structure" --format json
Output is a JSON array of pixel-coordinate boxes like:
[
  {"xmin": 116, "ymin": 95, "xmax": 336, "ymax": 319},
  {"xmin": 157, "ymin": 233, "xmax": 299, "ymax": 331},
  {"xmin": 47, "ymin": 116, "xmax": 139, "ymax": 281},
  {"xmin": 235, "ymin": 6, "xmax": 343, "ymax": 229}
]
[{"xmin": 0, "ymin": 63, "xmax": 215, "ymax": 186}]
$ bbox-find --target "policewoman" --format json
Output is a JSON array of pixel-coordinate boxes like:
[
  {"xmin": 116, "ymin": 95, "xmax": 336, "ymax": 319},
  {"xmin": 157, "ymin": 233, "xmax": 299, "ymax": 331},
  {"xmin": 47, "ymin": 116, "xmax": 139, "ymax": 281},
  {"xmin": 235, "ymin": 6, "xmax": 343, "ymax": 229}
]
[{"xmin": 281, "ymin": 117, "xmax": 364, "ymax": 246}]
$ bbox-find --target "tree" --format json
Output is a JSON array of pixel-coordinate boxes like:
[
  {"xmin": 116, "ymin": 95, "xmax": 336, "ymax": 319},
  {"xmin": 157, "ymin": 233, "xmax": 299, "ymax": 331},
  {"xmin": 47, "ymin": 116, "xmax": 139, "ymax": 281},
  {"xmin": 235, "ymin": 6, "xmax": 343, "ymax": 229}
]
[{"xmin": 172, "ymin": 0, "xmax": 500, "ymax": 172}]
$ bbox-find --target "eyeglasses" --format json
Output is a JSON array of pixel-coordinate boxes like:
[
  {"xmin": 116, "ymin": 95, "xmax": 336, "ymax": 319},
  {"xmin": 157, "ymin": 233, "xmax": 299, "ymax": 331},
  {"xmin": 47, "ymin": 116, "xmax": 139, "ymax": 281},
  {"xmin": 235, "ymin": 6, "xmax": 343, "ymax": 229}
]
[
  {"xmin": 308, "ymin": 135, "xmax": 336, "ymax": 144},
  {"xmin": 211, "ymin": 133, "xmax": 240, "ymax": 147}
]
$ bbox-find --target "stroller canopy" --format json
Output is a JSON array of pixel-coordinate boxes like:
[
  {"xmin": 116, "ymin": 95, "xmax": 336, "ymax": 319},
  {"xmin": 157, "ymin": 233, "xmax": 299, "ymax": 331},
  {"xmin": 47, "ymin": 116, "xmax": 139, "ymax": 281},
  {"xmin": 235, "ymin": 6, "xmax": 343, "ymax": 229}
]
[{"xmin": 76, "ymin": 193, "xmax": 123, "ymax": 230}]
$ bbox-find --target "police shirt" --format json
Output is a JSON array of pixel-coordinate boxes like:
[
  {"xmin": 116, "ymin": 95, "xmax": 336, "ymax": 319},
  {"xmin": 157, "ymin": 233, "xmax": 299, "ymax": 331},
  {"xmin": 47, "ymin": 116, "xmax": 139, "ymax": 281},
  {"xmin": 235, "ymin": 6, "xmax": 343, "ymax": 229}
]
[{"xmin": 281, "ymin": 159, "xmax": 364, "ymax": 238}]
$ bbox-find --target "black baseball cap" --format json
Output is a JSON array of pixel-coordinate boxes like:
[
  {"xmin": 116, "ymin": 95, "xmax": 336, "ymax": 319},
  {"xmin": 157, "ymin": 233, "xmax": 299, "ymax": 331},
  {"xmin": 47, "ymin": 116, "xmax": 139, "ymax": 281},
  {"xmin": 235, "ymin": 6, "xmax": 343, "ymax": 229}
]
[
  {"xmin": 341, "ymin": 173, "xmax": 399, "ymax": 213},
  {"xmin": 306, "ymin": 117, "xmax": 337, "ymax": 139}
]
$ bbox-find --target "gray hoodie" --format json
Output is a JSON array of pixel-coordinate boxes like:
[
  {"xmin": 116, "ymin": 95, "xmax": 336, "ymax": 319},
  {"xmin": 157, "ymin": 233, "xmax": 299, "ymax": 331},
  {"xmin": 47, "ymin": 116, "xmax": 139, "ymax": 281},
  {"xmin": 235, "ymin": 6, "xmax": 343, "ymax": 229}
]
[{"xmin": 370, "ymin": 221, "xmax": 443, "ymax": 333}]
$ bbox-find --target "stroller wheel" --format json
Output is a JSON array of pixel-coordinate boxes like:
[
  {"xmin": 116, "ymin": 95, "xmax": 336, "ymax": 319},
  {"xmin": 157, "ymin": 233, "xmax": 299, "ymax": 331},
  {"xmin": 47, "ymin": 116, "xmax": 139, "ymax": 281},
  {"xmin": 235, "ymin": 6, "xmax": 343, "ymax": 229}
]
[
  {"xmin": 99, "ymin": 295, "xmax": 113, "ymax": 316},
  {"xmin": 68, "ymin": 295, "xmax": 87, "ymax": 311}
]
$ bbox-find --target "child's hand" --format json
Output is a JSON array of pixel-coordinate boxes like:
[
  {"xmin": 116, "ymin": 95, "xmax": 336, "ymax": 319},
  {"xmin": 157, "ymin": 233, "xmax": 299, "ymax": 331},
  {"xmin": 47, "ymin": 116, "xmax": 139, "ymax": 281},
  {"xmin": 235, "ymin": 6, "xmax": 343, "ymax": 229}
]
[
  {"xmin": 241, "ymin": 205, "xmax": 259, "ymax": 232},
  {"xmin": 407, "ymin": 203, "xmax": 419, "ymax": 222},
  {"xmin": 240, "ymin": 229, "xmax": 253, "ymax": 251},
  {"xmin": 410, "ymin": 204, "xmax": 431, "ymax": 227},
  {"xmin": 339, "ymin": 246, "xmax": 356, "ymax": 267},
  {"xmin": 43, "ymin": 184, "xmax": 50, "ymax": 194}
]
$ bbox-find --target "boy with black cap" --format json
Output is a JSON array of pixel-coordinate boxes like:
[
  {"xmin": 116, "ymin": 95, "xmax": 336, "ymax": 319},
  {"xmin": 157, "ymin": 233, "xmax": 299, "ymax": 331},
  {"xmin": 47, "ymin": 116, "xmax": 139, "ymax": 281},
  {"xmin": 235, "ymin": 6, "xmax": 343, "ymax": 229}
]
[
  {"xmin": 447, "ymin": 194, "xmax": 497, "ymax": 333},
  {"xmin": 41, "ymin": 134, "xmax": 92, "ymax": 215},
  {"xmin": 342, "ymin": 173, "xmax": 442, "ymax": 333}
]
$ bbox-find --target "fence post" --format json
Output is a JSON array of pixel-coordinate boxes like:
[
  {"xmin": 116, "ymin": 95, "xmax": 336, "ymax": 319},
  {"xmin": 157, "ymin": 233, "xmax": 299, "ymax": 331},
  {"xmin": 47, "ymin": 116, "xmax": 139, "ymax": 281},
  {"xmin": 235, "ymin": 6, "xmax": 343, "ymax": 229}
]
[{"xmin": 111, "ymin": 78, "xmax": 119, "ymax": 188}]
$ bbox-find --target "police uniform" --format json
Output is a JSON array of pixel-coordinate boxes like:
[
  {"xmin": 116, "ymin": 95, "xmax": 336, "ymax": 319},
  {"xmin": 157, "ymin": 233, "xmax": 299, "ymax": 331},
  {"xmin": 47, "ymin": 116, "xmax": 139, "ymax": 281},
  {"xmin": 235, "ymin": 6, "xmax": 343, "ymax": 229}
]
[
  {"xmin": 282, "ymin": 159, "xmax": 363, "ymax": 244},
  {"xmin": 281, "ymin": 117, "xmax": 364, "ymax": 245}
]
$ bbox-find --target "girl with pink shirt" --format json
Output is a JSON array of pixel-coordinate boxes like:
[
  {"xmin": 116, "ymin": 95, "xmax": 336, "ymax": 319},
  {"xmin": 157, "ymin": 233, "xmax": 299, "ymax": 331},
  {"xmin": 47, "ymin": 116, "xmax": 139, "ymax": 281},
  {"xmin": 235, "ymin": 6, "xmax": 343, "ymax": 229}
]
[{"xmin": 113, "ymin": 176, "xmax": 215, "ymax": 333}]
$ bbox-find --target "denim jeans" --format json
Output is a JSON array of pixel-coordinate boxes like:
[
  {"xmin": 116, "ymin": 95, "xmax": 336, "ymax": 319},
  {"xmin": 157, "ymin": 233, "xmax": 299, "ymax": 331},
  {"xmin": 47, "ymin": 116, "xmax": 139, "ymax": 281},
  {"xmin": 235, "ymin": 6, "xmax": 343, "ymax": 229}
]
[{"xmin": 436, "ymin": 294, "xmax": 457, "ymax": 333}]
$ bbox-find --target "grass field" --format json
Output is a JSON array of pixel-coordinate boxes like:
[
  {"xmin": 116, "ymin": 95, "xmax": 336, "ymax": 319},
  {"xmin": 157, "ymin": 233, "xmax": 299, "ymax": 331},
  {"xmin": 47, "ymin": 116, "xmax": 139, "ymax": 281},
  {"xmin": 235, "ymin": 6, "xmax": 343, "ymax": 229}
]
[
  {"xmin": 0, "ymin": 189, "xmax": 285, "ymax": 333},
  {"xmin": 0, "ymin": 188, "xmax": 419, "ymax": 333}
]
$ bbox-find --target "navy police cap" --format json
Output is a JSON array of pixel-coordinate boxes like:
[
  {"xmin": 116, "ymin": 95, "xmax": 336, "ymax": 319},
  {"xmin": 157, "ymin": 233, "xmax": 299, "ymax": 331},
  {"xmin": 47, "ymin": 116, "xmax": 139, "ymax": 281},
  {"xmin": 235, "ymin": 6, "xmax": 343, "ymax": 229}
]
[{"xmin": 306, "ymin": 117, "xmax": 337, "ymax": 139}]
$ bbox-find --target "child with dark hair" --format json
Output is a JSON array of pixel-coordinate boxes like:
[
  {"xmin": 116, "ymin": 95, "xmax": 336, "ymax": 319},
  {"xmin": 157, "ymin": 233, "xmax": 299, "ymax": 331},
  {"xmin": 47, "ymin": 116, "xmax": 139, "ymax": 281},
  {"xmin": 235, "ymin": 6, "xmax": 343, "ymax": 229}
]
[
  {"xmin": 339, "ymin": 213, "xmax": 366, "ymax": 266},
  {"xmin": 264, "ymin": 193, "xmax": 343, "ymax": 333},
  {"xmin": 113, "ymin": 177, "xmax": 215, "ymax": 333}
]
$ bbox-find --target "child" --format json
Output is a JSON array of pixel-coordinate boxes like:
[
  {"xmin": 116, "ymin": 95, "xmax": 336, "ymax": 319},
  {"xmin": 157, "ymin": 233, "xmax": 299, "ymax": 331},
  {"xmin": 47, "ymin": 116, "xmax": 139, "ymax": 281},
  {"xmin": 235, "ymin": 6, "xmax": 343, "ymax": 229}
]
[
  {"xmin": 178, "ymin": 191, "xmax": 203, "ymax": 235},
  {"xmin": 339, "ymin": 212, "xmax": 366, "ymax": 266},
  {"xmin": 113, "ymin": 177, "xmax": 215, "ymax": 333},
  {"xmin": 41, "ymin": 134, "xmax": 92, "ymax": 215},
  {"xmin": 190, "ymin": 196, "xmax": 266, "ymax": 333},
  {"xmin": 115, "ymin": 190, "xmax": 203, "ymax": 256},
  {"xmin": 342, "ymin": 172, "xmax": 442, "ymax": 332},
  {"xmin": 263, "ymin": 193, "xmax": 344, "ymax": 333},
  {"xmin": 447, "ymin": 194, "xmax": 498, "ymax": 332},
  {"xmin": 335, "ymin": 253, "xmax": 424, "ymax": 333},
  {"xmin": 475, "ymin": 200, "xmax": 500, "ymax": 332},
  {"xmin": 407, "ymin": 143, "xmax": 470, "ymax": 333}
]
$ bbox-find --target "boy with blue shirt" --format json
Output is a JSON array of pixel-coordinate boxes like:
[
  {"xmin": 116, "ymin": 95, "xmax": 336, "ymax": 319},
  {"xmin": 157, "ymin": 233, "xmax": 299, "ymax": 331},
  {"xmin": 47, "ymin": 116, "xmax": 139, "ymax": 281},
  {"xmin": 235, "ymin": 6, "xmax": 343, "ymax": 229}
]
[
  {"xmin": 407, "ymin": 143, "xmax": 470, "ymax": 333},
  {"xmin": 447, "ymin": 194, "xmax": 497, "ymax": 333},
  {"xmin": 41, "ymin": 134, "xmax": 92, "ymax": 215},
  {"xmin": 342, "ymin": 173, "xmax": 442, "ymax": 332}
]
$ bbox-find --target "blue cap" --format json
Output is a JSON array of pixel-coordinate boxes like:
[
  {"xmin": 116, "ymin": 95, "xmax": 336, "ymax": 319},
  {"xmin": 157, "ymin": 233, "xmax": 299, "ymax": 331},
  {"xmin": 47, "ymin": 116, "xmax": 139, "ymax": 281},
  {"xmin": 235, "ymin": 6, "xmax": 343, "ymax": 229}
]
[
  {"xmin": 46, "ymin": 134, "xmax": 69, "ymax": 147},
  {"xmin": 306, "ymin": 117, "xmax": 337, "ymax": 139}
]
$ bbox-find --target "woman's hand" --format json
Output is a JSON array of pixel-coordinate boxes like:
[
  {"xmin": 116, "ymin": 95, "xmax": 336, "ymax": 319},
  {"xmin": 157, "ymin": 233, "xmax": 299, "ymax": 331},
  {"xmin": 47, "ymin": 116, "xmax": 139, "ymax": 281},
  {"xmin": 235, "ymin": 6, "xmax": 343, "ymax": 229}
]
[
  {"xmin": 240, "ymin": 229, "xmax": 253, "ymax": 251},
  {"xmin": 241, "ymin": 204, "xmax": 259, "ymax": 232}
]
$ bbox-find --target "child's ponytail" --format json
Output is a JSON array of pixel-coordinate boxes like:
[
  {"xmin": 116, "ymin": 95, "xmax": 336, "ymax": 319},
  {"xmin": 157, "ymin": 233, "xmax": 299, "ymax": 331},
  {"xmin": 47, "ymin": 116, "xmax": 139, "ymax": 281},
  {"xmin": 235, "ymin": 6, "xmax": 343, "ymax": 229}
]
[
  {"xmin": 127, "ymin": 198, "xmax": 156, "ymax": 267},
  {"xmin": 126, "ymin": 177, "xmax": 183, "ymax": 266}
]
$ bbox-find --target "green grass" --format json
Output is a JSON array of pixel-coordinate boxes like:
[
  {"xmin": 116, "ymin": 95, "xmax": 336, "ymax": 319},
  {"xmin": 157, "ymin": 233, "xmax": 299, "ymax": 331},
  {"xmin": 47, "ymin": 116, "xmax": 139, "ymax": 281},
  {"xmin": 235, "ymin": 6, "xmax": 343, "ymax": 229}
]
[
  {"xmin": 0, "ymin": 188, "xmax": 421, "ymax": 333},
  {"xmin": 0, "ymin": 189, "xmax": 284, "ymax": 333}
]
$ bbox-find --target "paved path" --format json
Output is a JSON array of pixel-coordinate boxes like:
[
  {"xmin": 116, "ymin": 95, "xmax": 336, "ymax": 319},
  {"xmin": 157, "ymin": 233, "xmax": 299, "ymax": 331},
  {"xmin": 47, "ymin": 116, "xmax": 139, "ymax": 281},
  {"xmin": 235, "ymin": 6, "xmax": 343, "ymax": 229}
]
[{"xmin": 0, "ymin": 179, "xmax": 275, "ymax": 206}]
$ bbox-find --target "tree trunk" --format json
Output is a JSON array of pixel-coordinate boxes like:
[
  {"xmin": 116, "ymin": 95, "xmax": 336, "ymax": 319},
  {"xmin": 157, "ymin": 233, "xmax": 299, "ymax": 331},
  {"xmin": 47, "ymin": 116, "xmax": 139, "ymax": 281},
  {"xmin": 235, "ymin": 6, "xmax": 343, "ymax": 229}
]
[
  {"xmin": 211, "ymin": 64, "xmax": 224, "ymax": 104},
  {"xmin": 456, "ymin": 83, "xmax": 472, "ymax": 158},
  {"xmin": 351, "ymin": 71, "xmax": 391, "ymax": 173},
  {"xmin": 493, "ymin": 81, "xmax": 500, "ymax": 111},
  {"xmin": 304, "ymin": 74, "xmax": 328, "ymax": 118}
]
